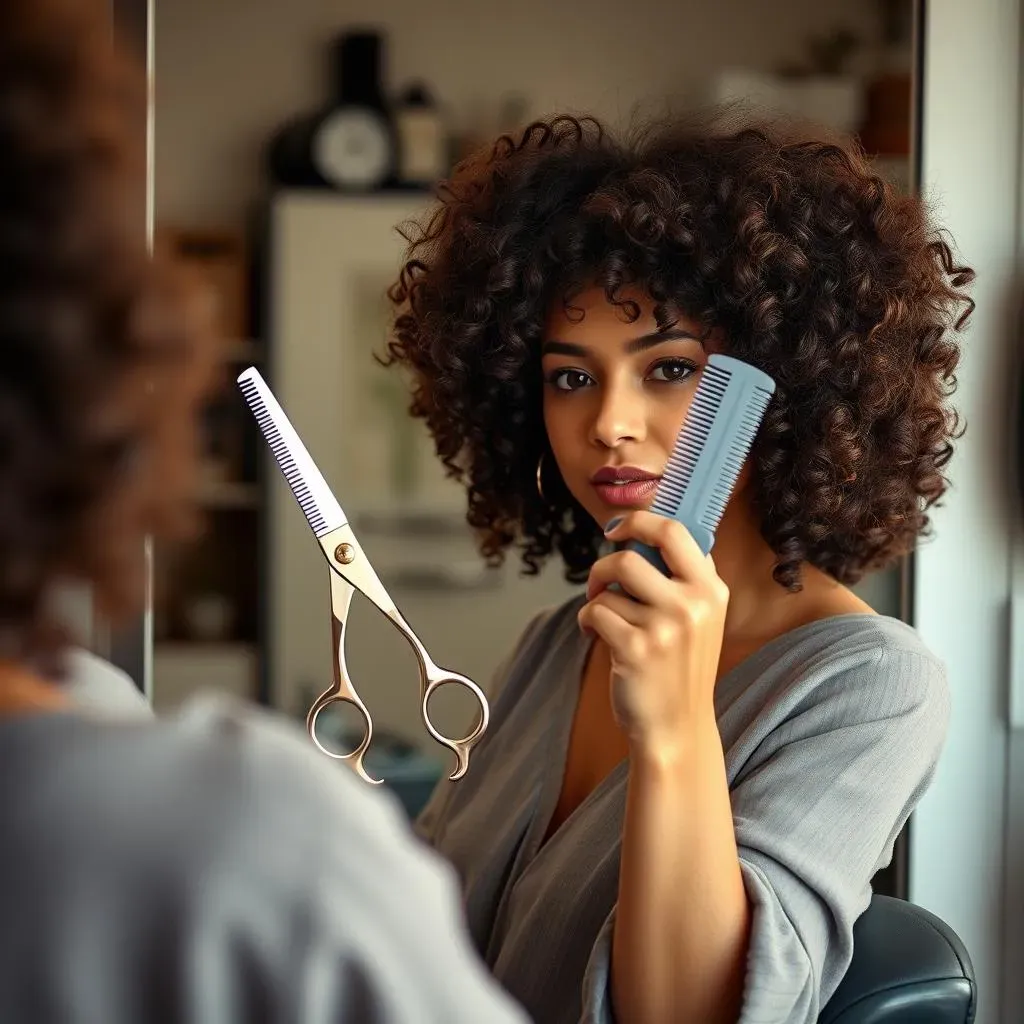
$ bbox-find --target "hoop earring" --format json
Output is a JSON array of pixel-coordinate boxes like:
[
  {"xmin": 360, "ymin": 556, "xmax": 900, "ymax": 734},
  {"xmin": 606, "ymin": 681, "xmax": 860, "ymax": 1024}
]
[{"xmin": 535, "ymin": 453, "xmax": 547, "ymax": 503}]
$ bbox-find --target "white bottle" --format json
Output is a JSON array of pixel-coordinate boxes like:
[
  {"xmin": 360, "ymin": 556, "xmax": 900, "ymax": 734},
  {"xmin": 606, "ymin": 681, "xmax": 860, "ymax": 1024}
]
[{"xmin": 396, "ymin": 82, "xmax": 447, "ymax": 187}]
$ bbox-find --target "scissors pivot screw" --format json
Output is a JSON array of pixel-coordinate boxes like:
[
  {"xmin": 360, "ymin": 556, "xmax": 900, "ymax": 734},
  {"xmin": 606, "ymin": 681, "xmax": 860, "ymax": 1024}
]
[{"xmin": 334, "ymin": 542, "xmax": 356, "ymax": 565}]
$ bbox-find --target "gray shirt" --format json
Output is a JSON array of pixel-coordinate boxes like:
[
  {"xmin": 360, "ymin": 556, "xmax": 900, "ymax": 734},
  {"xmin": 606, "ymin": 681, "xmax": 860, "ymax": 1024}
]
[
  {"xmin": 415, "ymin": 595, "xmax": 950, "ymax": 1024},
  {"xmin": 62, "ymin": 647, "xmax": 153, "ymax": 720},
  {"xmin": 0, "ymin": 695, "xmax": 529, "ymax": 1024}
]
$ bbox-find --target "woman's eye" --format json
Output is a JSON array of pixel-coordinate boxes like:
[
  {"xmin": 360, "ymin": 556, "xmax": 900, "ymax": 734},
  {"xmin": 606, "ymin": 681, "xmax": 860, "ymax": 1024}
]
[
  {"xmin": 648, "ymin": 359, "xmax": 698, "ymax": 383},
  {"xmin": 549, "ymin": 369, "xmax": 593, "ymax": 392}
]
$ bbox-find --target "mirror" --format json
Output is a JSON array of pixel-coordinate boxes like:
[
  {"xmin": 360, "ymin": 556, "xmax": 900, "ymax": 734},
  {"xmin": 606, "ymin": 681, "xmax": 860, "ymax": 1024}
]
[{"xmin": 149, "ymin": 0, "xmax": 920, "ymax": 834}]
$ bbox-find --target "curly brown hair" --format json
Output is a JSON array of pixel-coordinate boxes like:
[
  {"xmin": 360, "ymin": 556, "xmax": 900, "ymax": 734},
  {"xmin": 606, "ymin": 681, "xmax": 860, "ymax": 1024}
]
[
  {"xmin": 0, "ymin": 0, "xmax": 214, "ymax": 673},
  {"xmin": 383, "ymin": 111, "xmax": 975, "ymax": 590}
]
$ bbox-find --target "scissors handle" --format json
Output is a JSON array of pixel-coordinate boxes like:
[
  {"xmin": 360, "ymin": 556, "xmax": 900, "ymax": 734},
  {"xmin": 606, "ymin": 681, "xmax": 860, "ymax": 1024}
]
[
  {"xmin": 421, "ymin": 670, "xmax": 490, "ymax": 781},
  {"xmin": 306, "ymin": 688, "xmax": 379, "ymax": 785},
  {"xmin": 305, "ymin": 572, "xmax": 382, "ymax": 786},
  {"xmin": 318, "ymin": 525, "xmax": 492, "ymax": 781}
]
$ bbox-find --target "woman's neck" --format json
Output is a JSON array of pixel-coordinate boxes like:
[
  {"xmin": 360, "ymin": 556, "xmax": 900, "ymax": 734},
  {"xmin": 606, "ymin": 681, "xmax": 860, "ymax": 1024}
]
[{"xmin": 710, "ymin": 497, "xmax": 860, "ymax": 644}]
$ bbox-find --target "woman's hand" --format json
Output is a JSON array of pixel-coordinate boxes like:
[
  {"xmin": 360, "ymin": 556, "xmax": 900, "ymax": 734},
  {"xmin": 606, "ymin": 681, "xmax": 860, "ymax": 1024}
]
[{"xmin": 577, "ymin": 511, "xmax": 729, "ymax": 755}]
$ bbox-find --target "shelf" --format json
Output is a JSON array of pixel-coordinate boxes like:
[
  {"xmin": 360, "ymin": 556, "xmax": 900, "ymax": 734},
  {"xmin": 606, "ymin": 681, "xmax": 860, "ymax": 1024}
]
[{"xmin": 155, "ymin": 640, "xmax": 258, "ymax": 655}]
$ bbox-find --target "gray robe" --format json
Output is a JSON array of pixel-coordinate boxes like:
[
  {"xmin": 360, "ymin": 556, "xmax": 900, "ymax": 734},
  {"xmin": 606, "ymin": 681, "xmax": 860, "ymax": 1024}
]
[{"xmin": 415, "ymin": 595, "xmax": 950, "ymax": 1024}]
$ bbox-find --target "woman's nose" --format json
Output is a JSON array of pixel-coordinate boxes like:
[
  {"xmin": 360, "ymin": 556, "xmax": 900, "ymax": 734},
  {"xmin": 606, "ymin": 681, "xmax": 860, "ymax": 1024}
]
[{"xmin": 589, "ymin": 381, "xmax": 646, "ymax": 448}]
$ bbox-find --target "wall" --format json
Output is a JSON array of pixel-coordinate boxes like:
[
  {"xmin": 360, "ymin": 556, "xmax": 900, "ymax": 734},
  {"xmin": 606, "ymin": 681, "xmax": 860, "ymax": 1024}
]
[
  {"xmin": 912, "ymin": 1, "xmax": 1021, "ymax": 1020},
  {"xmin": 153, "ymin": 0, "xmax": 878, "ymax": 227}
]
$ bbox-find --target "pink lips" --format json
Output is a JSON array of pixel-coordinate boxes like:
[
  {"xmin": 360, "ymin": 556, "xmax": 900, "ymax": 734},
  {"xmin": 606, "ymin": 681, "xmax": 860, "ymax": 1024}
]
[{"xmin": 590, "ymin": 466, "xmax": 661, "ymax": 508}]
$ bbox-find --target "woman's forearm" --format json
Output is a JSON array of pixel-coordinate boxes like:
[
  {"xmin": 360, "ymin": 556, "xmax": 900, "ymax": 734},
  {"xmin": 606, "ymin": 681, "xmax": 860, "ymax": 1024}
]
[{"xmin": 612, "ymin": 711, "xmax": 751, "ymax": 1024}]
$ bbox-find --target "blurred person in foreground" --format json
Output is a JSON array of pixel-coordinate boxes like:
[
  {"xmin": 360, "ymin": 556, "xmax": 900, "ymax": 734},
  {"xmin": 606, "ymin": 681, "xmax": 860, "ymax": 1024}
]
[{"xmin": 0, "ymin": 2, "xmax": 528, "ymax": 1022}]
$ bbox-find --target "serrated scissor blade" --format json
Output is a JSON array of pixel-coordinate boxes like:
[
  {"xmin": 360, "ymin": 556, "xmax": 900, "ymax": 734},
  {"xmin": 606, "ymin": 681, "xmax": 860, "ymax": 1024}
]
[{"xmin": 237, "ymin": 366, "xmax": 346, "ymax": 537}]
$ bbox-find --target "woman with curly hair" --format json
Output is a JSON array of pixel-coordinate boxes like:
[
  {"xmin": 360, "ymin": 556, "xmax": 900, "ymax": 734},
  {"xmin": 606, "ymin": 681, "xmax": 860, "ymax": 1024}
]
[
  {"xmin": 387, "ymin": 112, "xmax": 975, "ymax": 1024},
  {"xmin": 0, "ymin": 3, "xmax": 530, "ymax": 1022}
]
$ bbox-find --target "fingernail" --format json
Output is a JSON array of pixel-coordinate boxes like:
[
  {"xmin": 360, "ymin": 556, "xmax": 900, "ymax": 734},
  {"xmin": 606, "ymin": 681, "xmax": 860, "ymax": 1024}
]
[{"xmin": 603, "ymin": 516, "xmax": 624, "ymax": 535}]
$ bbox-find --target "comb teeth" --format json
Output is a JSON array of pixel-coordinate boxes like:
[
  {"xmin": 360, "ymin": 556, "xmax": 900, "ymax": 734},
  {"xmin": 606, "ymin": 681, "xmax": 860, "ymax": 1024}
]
[
  {"xmin": 647, "ymin": 354, "xmax": 776, "ymax": 553},
  {"xmin": 238, "ymin": 375, "xmax": 328, "ymax": 535},
  {"xmin": 651, "ymin": 362, "xmax": 730, "ymax": 516},
  {"xmin": 696, "ymin": 384, "xmax": 774, "ymax": 534}
]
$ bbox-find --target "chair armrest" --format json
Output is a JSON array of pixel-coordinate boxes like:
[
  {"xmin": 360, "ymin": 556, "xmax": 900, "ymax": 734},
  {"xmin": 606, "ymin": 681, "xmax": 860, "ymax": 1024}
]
[{"xmin": 819, "ymin": 895, "xmax": 976, "ymax": 1024}]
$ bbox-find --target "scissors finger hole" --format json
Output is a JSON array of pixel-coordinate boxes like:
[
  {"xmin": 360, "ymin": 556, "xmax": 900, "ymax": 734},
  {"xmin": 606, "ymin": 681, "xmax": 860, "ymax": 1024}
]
[
  {"xmin": 424, "ymin": 679, "xmax": 486, "ymax": 742},
  {"xmin": 309, "ymin": 700, "xmax": 371, "ymax": 758}
]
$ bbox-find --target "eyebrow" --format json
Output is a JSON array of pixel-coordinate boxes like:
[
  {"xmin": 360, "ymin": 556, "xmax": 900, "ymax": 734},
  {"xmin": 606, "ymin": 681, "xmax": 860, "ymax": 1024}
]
[{"xmin": 540, "ymin": 327, "xmax": 703, "ymax": 358}]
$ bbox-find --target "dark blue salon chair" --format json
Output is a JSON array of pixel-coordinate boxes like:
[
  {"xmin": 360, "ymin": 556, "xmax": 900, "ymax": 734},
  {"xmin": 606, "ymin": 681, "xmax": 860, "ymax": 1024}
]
[{"xmin": 819, "ymin": 895, "xmax": 976, "ymax": 1023}]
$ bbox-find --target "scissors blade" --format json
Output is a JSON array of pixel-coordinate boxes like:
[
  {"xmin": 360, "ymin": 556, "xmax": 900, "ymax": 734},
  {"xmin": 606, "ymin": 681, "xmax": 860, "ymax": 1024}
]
[{"xmin": 237, "ymin": 366, "xmax": 347, "ymax": 537}]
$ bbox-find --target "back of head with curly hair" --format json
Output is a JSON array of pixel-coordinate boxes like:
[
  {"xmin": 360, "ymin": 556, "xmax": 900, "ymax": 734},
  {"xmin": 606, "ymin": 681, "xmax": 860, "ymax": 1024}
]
[
  {"xmin": 0, "ymin": 0, "xmax": 215, "ymax": 675},
  {"xmin": 383, "ymin": 110, "xmax": 975, "ymax": 590}
]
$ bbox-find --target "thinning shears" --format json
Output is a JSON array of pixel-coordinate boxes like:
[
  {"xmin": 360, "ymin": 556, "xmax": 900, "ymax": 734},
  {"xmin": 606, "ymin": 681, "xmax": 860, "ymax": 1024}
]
[{"xmin": 238, "ymin": 367, "xmax": 489, "ymax": 784}]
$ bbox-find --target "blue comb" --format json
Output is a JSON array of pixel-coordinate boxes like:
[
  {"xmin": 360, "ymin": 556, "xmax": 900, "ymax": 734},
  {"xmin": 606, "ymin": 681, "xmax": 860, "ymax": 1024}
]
[{"xmin": 625, "ymin": 353, "xmax": 776, "ymax": 576}]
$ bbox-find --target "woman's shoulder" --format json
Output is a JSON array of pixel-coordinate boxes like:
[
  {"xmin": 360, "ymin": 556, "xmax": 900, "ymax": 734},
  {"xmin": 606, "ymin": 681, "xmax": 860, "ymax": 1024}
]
[
  {"xmin": 768, "ymin": 610, "xmax": 941, "ymax": 663},
  {"xmin": 61, "ymin": 647, "xmax": 154, "ymax": 720},
  {"xmin": 721, "ymin": 612, "xmax": 949, "ymax": 765},
  {"xmin": 0, "ymin": 700, "xmax": 530, "ymax": 1024}
]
